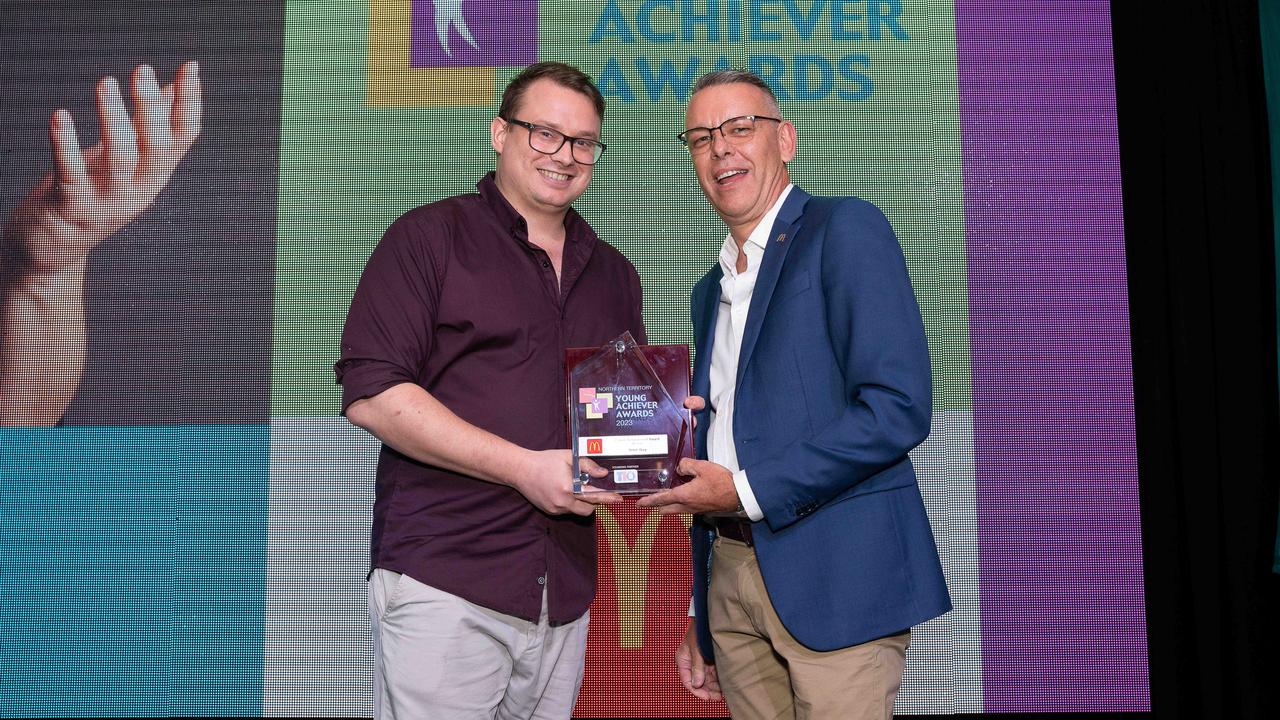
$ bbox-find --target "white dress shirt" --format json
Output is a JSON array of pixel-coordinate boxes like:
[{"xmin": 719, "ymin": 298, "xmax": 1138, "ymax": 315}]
[{"xmin": 707, "ymin": 184, "xmax": 794, "ymax": 522}]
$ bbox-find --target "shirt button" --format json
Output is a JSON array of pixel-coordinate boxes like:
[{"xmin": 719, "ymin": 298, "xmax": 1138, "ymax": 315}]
[{"xmin": 537, "ymin": 575, "xmax": 546, "ymax": 585}]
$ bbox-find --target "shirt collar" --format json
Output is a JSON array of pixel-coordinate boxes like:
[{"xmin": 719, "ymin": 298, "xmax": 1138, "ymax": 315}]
[
  {"xmin": 719, "ymin": 183, "xmax": 794, "ymax": 276},
  {"xmin": 477, "ymin": 171, "xmax": 523, "ymax": 235},
  {"xmin": 476, "ymin": 171, "xmax": 597, "ymax": 249}
]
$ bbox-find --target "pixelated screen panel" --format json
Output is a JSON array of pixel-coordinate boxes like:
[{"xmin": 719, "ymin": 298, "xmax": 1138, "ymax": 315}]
[{"xmin": 0, "ymin": 1, "xmax": 1145, "ymax": 717}]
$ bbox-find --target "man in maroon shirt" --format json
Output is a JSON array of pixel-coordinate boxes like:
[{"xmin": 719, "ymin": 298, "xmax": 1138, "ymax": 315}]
[{"xmin": 335, "ymin": 63, "xmax": 645, "ymax": 719}]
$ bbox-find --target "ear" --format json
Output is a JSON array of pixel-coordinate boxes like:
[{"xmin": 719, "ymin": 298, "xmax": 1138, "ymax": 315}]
[
  {"xmin": 491, "ymin": 116, "xmax": 507, "ymax": 154},
  {"xmin": 779, "ymin": 119, "xmax": 798, "ymax": 163}
]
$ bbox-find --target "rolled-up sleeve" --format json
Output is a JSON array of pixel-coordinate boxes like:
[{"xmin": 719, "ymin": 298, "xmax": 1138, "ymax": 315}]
[{"xmin": 334, "ymin": 213, "xmax": 442, "ymax": 414}]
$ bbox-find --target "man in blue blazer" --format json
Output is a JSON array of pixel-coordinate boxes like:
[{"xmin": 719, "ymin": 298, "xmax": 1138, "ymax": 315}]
[{"xmin": 639, "ymin": 70, "xmax": 951, "ymax": 719}]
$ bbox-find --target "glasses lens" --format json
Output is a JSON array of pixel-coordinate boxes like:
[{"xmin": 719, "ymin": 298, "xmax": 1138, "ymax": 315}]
[
  {"xmin": 725, "ymin": 116, "xmax": 756, "ymax": 137},
  {"xmin": 570, "ymin": 139, "xmax": 602, "ymax": 165},
  {"xmin": 527, "ymin": 125, "xmax": 565, "ymax": 155},
  {"xmin": 684, "ymin": 131, "xmax": 712, "ymax": 151}
]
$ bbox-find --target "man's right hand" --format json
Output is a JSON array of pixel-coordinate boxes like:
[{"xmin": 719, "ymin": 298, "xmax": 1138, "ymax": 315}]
[
  {"xmin": 5, "ymin": 61, "xmax": 202, "ymax": 277},
  {"xmin": 514, "ymin": 449, "xmax": 620, "ymax": 516},
  {"xmin": 347, "ymin": 385, "xmax": 625, "ymax": 515},
  {"xmin": 1, "ymin": 61, "xmax": 201, "ymax": 427},
  {"xmin": 676, "ymin": 619, "xmax": 721, "ymax": 701}
]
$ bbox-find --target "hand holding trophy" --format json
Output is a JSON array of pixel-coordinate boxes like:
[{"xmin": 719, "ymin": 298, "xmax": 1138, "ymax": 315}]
[{"xmin": 567, "ymin": 332, "xmax": 694, "ymax": 495}]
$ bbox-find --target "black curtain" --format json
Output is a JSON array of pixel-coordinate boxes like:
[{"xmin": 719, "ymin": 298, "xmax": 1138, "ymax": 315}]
[{"xmin": 1113, "ymin": 1, "xmax": 1280, "ymax": 719}]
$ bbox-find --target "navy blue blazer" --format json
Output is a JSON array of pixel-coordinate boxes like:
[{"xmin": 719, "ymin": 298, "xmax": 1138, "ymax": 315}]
[{"xmin": 689, "ymin": 187, "xmax": 951, "ymax": 660}]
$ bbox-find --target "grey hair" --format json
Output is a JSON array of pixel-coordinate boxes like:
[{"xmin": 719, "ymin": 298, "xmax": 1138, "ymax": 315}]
[{"xmin": 689, "ymin": 70, "xmax": 781, "ymax": 114}]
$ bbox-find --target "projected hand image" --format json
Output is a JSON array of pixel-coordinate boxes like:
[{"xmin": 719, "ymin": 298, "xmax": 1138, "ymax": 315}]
[
  {"xmin": 0, "ymin": 61, "xmax": 202, "ymax": 427},
  {"xmin": 434, "ymin": 0, "xmax": 479, "ymax": 56}
]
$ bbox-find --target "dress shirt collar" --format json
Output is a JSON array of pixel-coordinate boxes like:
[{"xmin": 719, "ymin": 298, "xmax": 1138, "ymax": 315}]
[
  {"xmin": 476, "ymin": 171, "xmax": 596, "ymax": 250},
  {"xmin": 718, "ymin": 184, "xmax": 795, "ymax": 277}
]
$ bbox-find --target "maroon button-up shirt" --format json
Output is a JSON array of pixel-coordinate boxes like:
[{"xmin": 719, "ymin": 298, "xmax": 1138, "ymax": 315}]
[{"xmin": 335, "ymin": 173, "xmax": 646, "ymax": 624}]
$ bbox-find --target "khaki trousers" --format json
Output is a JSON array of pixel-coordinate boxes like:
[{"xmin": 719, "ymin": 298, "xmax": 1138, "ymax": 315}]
[
  {"xmin": 709, "ymin": 537, "xmax": 910, "ymax": 720},
  {"xmin": 368, "ymin": 569, "xmax": 589, "ymax": 720}
]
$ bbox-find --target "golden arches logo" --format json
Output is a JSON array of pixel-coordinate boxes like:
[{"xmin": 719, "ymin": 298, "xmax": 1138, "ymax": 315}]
[{"xmin": 597, "ymin": 506, "xmax": 691, "ymax": 649}]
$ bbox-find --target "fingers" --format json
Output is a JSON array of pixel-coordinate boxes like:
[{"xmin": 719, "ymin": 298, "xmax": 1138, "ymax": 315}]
[
  {"xmin": 161, "ymin": 84, "xmax": 176, "ymax": 128},
  {"xmin": 683, "ymin": 678, "xmax": 718, "ymax": 701},
  {"xmin": 677, "ymin": 457, "xmax": 704, "ymax": 477},
  {"xmin": 687, "ymin": 675, "xmax": 719, "ymax": 700},
  {"xmin": 578, "ymin": 457, "xmax": 609, "ymax": 478},
  {"xmin": 96, "ymin": 76, "xmax": 139, "ymax": 185},
  {"xmin": 636, "ymin": 488, "xmax": 690, "ymax": 513},
  {"xmin": 577, "ymin": 486, "xmax": 623, "ymax": 504},
  {"xmin": 638, "ymin": 481, "xmax": 702, "ymax": 513},
  {"xmin": 702, "ymin": 664, "xmax": 722, "ymax": 698},
  {"xmin": 677, "ymin": 659, "xmax": 696, "ymax": 693},
  {"xmin": 95, "ymin": 76, "xmax": 139, "ymax": 187},
  {"xmin": 132, "ymin": 64, "xmax": 174, "ymax": 176},
  {"xmin": 684, "ymin": 396, "xmax": 705, "ymax": 430},
  {"xmin": 635, "ymin": 489, "xmax": 670, "ymax": 508},
  {"xmin": 687, "ymin": 684, "xmax": 719, "ymax": 700},
  {"xmin": 675, "ymin": 635, "xmax": 697, "ymax": 689},
  {"xmin": 49, "ymin": 109, "xmax": 87, "ymax": 188},
  {"xmin": 172, "ymin": 60, "xmax": 202, "ymax": 150},
  {"xmin": 687, "ymin": 657, "xmax": 722, "ymax": 700},
  {"xmin": 677, "ymin": 631, "xmax": 722, "ymax": 700},
  {"xmin": 689, "ymin": 658, "xmax": 706, "ymax": 688}
]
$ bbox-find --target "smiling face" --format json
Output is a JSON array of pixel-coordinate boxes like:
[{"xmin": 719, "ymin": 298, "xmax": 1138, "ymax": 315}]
[
  {"xmin": 491, "ymin": 78, "xmax": 600, "ymax": 222},
  {"xmin": 685, "ymin": 82, "xmax": 796, "ymax": 239}
]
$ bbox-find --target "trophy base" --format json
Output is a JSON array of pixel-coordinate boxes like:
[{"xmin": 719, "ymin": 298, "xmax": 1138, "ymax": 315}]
[{"xmin": 574, "ymin": 467, "xmax": 673, "ymax": 495}]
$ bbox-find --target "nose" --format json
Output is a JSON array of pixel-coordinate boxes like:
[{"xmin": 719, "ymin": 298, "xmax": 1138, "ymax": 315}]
[
  {"xmin": 709, "ymin": 127, "xmax": 734, "ymax": 158},
  {"xmin": 552, "ymin": 139, "xmax": 577, "ymax": 165}
]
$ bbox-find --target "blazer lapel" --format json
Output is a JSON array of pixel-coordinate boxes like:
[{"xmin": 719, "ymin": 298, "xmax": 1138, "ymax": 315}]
[
  {"xmin": 735, "ymin": 187, "xmax": 810, "ymax": 391},
  {"xmin": 691, "ymin": 267, "xmax": 723, "ymax": 397}
]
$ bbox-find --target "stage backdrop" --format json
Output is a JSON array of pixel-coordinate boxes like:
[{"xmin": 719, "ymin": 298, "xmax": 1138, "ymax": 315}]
[{"xmin": 0, "ymin": 1, "xmax": 1148, "ymax": 716}]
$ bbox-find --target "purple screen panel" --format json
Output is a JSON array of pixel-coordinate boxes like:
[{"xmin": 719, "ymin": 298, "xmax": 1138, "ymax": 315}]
[{"xmin": 957, "ymin": 0, "xmax": 1150, "ymax": 712}]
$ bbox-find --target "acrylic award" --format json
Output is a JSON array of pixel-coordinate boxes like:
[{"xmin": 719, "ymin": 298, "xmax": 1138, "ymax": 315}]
[{"xmin": 566, "ymin": 332, "xmax": 693, "ymax": 495}]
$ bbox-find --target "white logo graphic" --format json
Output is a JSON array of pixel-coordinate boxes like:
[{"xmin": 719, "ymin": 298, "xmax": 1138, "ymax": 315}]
[{"xmin": 435, "ymin": 0, "xmax": 480, "ymax": 56}]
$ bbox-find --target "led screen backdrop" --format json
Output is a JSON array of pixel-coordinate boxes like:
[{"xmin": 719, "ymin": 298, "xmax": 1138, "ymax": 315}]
[{"xmin": 0, "ymin": 0, "xmax": 1148, "ymax": 716}]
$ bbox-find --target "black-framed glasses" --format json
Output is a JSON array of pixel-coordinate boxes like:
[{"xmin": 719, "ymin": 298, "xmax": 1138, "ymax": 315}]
[
  {"xmin": 503, "ymin": 118, "xmax": 606, "ymax": 165},
  {"xmin": 677, "ymin": 115, "xmax": 783, "ymax": 153}
]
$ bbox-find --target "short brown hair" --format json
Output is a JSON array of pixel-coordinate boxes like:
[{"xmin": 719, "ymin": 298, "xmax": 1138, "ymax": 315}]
[
  {"xmin": 498, "ymin": 62, "xmax": 605, "ymax": 122},
  {"xmin": 690, "ymin": 69, "xmax": 782, "ymax": 115}
]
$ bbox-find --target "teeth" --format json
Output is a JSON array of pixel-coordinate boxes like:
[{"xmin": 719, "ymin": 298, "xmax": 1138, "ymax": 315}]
[
  {"xmin": 539, "ymin": 169, "xmax": 570, "ymax": 181},
  {"xmin": 716, "ymin": 169, "xmax": 745, "ymax": 181}
]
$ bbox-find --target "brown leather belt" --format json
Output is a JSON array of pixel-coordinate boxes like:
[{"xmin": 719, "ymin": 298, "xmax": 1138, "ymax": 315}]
[{"xmin": 713, "ymin": 517, "xmax": 755, "ymax": 547}]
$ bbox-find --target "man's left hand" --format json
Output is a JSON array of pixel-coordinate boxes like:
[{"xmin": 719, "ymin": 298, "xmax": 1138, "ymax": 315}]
[
  {"xmin": 576, "ymin": 457, "xmax": 623, "ymax": 505},
  {"xmin": 637, "ymin": 457, "xmax": 738, "ymax": 514}
]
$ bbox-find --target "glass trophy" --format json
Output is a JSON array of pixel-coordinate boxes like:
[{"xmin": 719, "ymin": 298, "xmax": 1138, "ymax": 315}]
[{"xmin": 566, "ymin": 332, "xmax": 693, "ymax": 495}]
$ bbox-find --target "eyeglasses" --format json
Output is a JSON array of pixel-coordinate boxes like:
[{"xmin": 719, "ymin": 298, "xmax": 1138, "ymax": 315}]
[
  {"xmin": 677, "ymin": 115, "xmax": 783, "ymax": 154},
  {"xmin": 503, "ymin": 118, "xmax": 606, "ymax": 165}
]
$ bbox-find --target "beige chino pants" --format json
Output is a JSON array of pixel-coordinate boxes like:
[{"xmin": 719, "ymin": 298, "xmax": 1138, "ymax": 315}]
[
  {"xmin": 368, "ymin": 569, "xmax": 588, "ymax": 720},
  {"xmin": 709, "ymin": 537, "xmax": 910, "ymax": 720}
]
